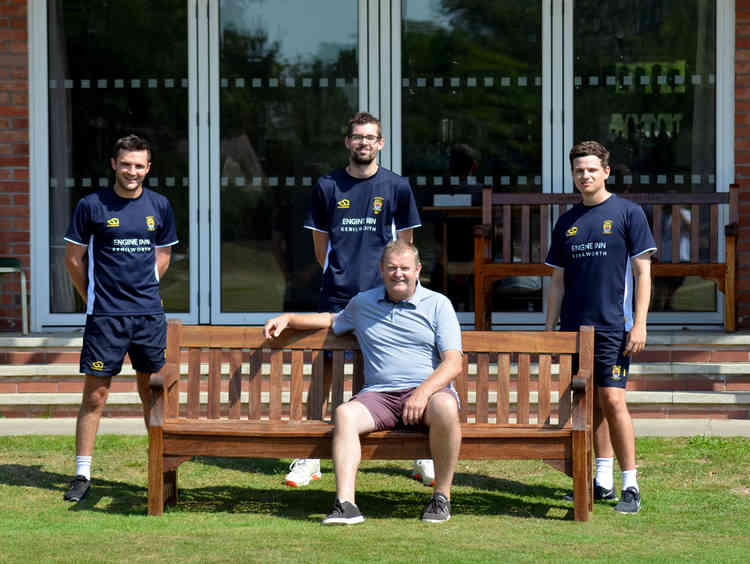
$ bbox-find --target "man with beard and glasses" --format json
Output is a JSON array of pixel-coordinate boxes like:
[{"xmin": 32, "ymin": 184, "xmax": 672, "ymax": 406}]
[{"xmin": 281, "ymin": 112, "xmax": 429, "ymax": 489}]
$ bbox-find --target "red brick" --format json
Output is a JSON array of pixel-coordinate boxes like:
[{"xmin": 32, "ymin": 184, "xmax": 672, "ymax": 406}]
[
  {"xmin": 710, "ymin": 351, "xmax": 750, "ymax": 362},
  {"xmin": 109, "ymin": 381, "xmax": 137, "ymax": 393},
  {"xmin": 671, "ymin": 351, "xmax": 711, "ymax": 362},
  {"xmin": 18, "ymin": 382, "xmax": 58, "ymax": 393},
  {"xmin": 631, "ymin": 350, "xmax": 670, "ymax": 362},
  {"xmin": 57, "ymin": 382, "xmax": 84, "ymax": 393},
  {"xmin": 0, "ymin": 382, "xmax": 16, "ymax": 393}
]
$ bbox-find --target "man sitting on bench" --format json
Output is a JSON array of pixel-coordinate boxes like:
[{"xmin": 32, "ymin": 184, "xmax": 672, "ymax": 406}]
[{"xmin": 263, "ymin": 240, "xmax": 463, "ymax": 525}]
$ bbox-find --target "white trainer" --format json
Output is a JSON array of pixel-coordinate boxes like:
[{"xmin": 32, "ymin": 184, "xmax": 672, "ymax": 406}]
[
  {"xmin": 284, "ymin": 458, "xmax": 322, "ymax": 487},
  {"xmin": 411, "ymin": 459, "xmax": 435, "ymax": 486}
]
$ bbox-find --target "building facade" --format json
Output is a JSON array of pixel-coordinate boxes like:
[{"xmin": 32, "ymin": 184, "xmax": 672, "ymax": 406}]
[{"xmin": 2, "ymin": 0, "xmax": 749, "ymax": 332}]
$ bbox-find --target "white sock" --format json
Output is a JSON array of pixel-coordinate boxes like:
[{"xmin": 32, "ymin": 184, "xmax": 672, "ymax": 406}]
[
  {"xmin": 75, "ymin": 456, "xmax": 92, "ymax": 480},
  {"xmin": 594, "ymin": 457, "xmax": 614, "ymax": 490},
  {"xmin": 621, "ymin": 469, "xmax": 638, "ymax": 492}
]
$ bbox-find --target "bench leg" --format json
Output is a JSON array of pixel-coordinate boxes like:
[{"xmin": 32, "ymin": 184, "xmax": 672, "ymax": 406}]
[
  {"xmin": 572, "ymin": 430, "xmax": 591, "ymax": 522},
  {"xmin": 164, "ymin": 470, "xmax": 178, "ymax": 507},
  {"xmin": 148, "ymin": 426, "xmax": 164, "ymax": 516}
]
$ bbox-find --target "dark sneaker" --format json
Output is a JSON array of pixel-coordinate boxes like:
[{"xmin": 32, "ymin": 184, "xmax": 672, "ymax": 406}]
[
  {"xmin": 321, "ymin": 498, "xmax": 364, "ymax": 525},
  {"xmin": 63, "ymin": 475, "xmax": 90, "ymax": 502},
  {"xmin": 563, "ymin": 481, "xmax": 618, "ymax": 502},
  {"xmin": 614, "ymin": 487, "xmax": 641, "ymax": 514},
  {"xmin": 421, "ymin": 492, "xmax": 451, "ymax": 523}
]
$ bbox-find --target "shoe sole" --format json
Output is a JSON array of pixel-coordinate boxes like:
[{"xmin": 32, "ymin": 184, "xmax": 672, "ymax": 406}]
[
  {"xmin": 422, "ymin": 515, "xmax": 451, "ymax": 523},
  {"xmin": 412, "ymin": 472, "xmax": 436, "ymax": 487},
  {"xmin": 562, "ymin": 493, "xmax": 618, "ymax": 502},
  {"xmin": 63, "ymin": 488, "xmax": 89, "ymax": 502},
  {"xmin": 284, "ymin": 473, "xmax": 322, "ymax": 487},
  {"xmin": 321, "ymin": 516, "xmax": 365, "ymax": 525},
  {"xmin": 614, "ymin": 505, "xmax": 641, "ymax": 514}
]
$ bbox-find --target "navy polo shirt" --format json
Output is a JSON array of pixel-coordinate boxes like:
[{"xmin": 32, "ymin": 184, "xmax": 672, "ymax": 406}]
[
  {"xmin": 64, "ymin": 187, "xmax": 178, "ymax": 315},
  {"xmin": 545, "ymin": 194, "xmax": 656, "ymax": 332},
  {"xmin": 305, "ymin": 167, "xmax": 421, "ymax": 308}
]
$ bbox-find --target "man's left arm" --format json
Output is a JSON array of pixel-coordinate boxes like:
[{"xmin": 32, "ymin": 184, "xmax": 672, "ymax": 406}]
[
  {"xmin": 155, "ymin": 246, "xmax": 172, "ymax": 280},
  {"xmin": 402, "ymin": 349, "xmax": 463, "ymax": 426},
  {"xmin": 624, "ymin": 254, "xmax": 652, "ymax": 356}
]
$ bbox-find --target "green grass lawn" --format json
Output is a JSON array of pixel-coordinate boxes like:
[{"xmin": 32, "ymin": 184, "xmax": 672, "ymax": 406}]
[{"xmin": 2, "ymin": 435, "xmax": 749, "ymax": 563}]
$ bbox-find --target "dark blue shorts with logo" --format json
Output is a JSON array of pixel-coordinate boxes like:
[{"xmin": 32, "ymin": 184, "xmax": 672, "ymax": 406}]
[
  {"xmin": 80, "ymin": 314, "xmax": 167, "ymax": 377},
  {"xmin": 592, "ymin": 329, "xmax": 631, "ymax": 389}
]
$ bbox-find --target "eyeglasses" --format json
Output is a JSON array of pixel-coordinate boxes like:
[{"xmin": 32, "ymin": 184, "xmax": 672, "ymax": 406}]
[{"xmin": 349, "ymin": 134, "xmax": 381, "ymax": 143}]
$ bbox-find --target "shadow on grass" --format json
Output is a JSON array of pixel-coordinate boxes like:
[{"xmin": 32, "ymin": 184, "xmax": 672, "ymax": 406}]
[{"xmin": 0, "ymin": 464, "xmax": 148, "ymax": 516}]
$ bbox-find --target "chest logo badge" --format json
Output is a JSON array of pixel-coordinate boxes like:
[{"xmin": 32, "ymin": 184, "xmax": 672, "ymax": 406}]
[
  {"xmin": 337, "ymin": 199, "xmax": 350, "ymax": 209},
  {"xmin": 566, "ymin": 225, "xmax": 578, "ymax": 236},
  {"xmin": 372, "ymin": 197, "xmax": 384, "ymax": 214},
  {"xmin": 145, "ymin": 216, "xmax": 156, "ymax": 231},
  {"xmin": 602, "ymin": 219, "xmax": 613, "ymax": 234},
  {"xmin": 106, "ymin": 217, "xmax": 120, "ymax": 227}
]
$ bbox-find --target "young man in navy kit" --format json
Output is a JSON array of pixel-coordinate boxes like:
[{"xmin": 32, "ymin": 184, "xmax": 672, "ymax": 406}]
[
  {"xmin": 545, "ymin": 141, "xmax": 656, "ymax": 514},
  {"xmin": 282, "ymin": 112, "xmax": 431, "ymax": 488},
  {"xmin": 62, "ymin": 135, "xmax": 178, "ymax": 502}
]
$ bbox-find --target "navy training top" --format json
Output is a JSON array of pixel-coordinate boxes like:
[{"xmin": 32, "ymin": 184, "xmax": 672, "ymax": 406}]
[
  {"xmin": 545, "ymin": 194, "xmax": 656, "ymax": 332},
  {"xmin": 304, "ymin": 167, "xmax": 421, "ymax": 308},
  {"xmin": 64, "ymin": 187, "xmax": 179, "ymax": 315}
]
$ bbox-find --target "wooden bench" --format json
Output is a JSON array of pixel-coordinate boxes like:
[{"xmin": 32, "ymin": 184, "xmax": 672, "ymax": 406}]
[
  {"xmin": 473, "ymin": 185, "xmax": 739, "ymax": 331},
  {"xmin": 148, "ymin": 320, "xmax": 595, "ymax": 521}
]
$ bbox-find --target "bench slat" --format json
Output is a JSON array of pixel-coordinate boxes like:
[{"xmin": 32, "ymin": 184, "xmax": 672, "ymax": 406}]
[
  {"xmin": 672, "ymin": 205, "xmax": 680, "ymax": 263},
  {"xmin": 228, "ymin": 350, "xmax": 242, "ymax": 419},
  {"xmin": 517, "ymin": 353, "xmax": 530, "ymax": 424},
  {"xmin": 457, "ymin": 355, "xmax": 468, "ymax": 423},
  {"xmin": 307, "ymin": 350, "xmax": 326, "ymax": 420},
  {"xmin": 208, "ymin": 349, "xmax": 221, "ymax": 419},
  {"xmin": 538, "ymin": 354, "xmax": 551, "ymax": 425},
  {"xmin": 269, "ymin": 349, "xmax": 282, "ymax": 420},
  {"xmin": 290, "ymin": 350, "xmax": 304, "ymax": 421},
  {"xmin": 558, "ymin": 354, "xmax": 572, "ymax": 427},
  {"xmin": 248, "ymin": 349, "xmax": 262, "ymax": 420},
  {"xmin": 521, "ymin": 205, "xmax": 531, "ymax": 263},
  {"xmin": 331, "ymin": 351, "xmax": 345, "ymax": 411},
  {"xmin": 187, "ymin": 348, "xmax": 200, "ymax": 419},
  {"xmin": 476, "ymin": 353, "xmax": 489, "ymax": 423},
  {"xmin": 691, "ymin": 204, "xmax": 700, "ymax": 263},
  {"xmin": 497, "ymin": 353, "xmax": 510, "ymax": 424}
]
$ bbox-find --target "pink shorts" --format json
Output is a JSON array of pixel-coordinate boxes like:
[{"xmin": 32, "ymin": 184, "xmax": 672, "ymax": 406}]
[{"xmin": 352, "ymin": 387, "xmax": 458, "ymax": 431}]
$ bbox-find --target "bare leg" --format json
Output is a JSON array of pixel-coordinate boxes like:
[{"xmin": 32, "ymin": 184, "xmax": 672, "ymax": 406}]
[
  {"xmin": 135, "ymin": 370, "xmax": 153, "ymax": 429},
  {"xmin": 75, "ymin": 374, "xmax": 111, "ymax": 457},
  {"xmin": 331, "ymin": 400, "xmax": 377, "ymax": 504},
  {"xmin": 593, "ymin": 390, "xmax": 614, "ymax": 459},
  {"xmin": 597, "ymin": 387, "xmax": 636, "ymax": 471},
  {"xmin": 423, "ymin": 391, "xmax": 461, "ymax": 499}
]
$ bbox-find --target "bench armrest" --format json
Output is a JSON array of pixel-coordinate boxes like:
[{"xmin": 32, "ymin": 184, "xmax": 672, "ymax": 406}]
[
  {"xmin": 571, "ymin": 368, "xmax": 592, "ymax": 431},
  {"xmin": 149, "ymin": 363, "xmax": 178, "ymax": 428}
]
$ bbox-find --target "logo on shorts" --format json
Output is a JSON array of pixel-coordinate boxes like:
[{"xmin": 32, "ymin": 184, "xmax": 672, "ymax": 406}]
[
  {"xmin": 372, "ymin": 196, "xmax": 384, "ymax": 214},
  {"xmin": 566, "ymin": 225, "xmax": 578, "ymax": 236},
  {"xmin": 90, "ymin": 360, "xmax": 105, "ymax": 371},
  {"xmin": 611, "ymin": 365, "xmax": 622, "ymax": 380},
  {"xmin": 106, "ymin": 217, "xmax": 120, "ymax": 228},
  {"xmin": 145, "ymin": 216, "xmax": 156, "ymax": 231},
  {"xmin": 602, "ymin": 219, "xmax": 613, "ymax": 234},
  {"xmin": 337, "ymin": 199, "xmax": 350, "ymax": 209}
]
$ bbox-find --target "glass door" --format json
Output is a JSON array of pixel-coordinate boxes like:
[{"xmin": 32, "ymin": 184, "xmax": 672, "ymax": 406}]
[{"xmin": 209, "ymin": 0, "xmax": 361, "ymax": 323}]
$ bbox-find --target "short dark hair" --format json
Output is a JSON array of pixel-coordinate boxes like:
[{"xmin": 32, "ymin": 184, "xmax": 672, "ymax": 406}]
[
  {"xmin": 380, "ymin": 240, "xmax": 421, "ymax": 267},
  {"xmin": 347, "ymin": 112, "xmax": 381, "ymax": 138},
  {"xmin": 112, "ymin": 134, "xmax": 152, "ymax": 161},
  {"xmin": 569, "ymin": 140, "xmax": 609, "ymax": 169}
]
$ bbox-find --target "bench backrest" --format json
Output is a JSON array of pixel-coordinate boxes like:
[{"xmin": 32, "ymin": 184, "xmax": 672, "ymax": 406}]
[
  {"xmin": 479, "ymin": 185, "xmax": 737, "ymax": 265},
  {"xmin": 159, "ymin": 320, "xmax": 594, "ymax": 428}
]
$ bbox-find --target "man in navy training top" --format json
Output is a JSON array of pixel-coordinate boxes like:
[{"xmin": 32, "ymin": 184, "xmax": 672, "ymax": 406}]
[
  {"xmin": 545, "ymin": 140, "xmax": 656, "ymax": 514},
  {"xmin": 62, "ymin": 134, "xmax": 178, "ymax": 502},
  {"xmin": 283, "ymin": 111, "xmax": 430, "ymax": 488},
  {"xmin": 265, "ymin": 240, "xmax": 462, "ymax": 524}
]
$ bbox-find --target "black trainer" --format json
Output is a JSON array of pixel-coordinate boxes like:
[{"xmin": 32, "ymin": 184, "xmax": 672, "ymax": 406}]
[
  {"xmin": 321, "ymin": 498, "xmax": 364, "ymax": 525},
  {"xmin": 563, "ymin": 481, "xmax": 618, "ymax": 502},
  {"xmin": 63, "ymin": 475, "xmax": 90, "ymax": 502},
  {"xmin": 614, "ymin": 487, "xmax": 641, "ymax": 514},
  {"xmin": 421, "ymin": 492, "xmax": 451, "ymax": 523}
]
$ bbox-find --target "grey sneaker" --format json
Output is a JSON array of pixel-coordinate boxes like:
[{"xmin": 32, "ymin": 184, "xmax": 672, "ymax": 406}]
[
  {"xmin": 563, "ymin": 481, "xmax": 618, "ymax": 502},
  {"xmin": 63, "ymin": 475, "xmax": 90, "ymax": 502},
  {"xmin": 614, "ymin": 487, "xmax": 641, "ymax": 514},
  {"xmin": 321, "ymin": 498, "xmax": 364, "ymax": 525},
  {"xmin": 421, "ymin": 492, "xmax": 451, "ymax": 523}
]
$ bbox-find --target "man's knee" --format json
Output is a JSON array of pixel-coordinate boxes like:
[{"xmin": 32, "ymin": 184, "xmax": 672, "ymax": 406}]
[
  {"xmin": 597, "ymin": 387, "xmax": 628, "ymax": 416},
  {"xmin": 425, "ymin": 392, "xmax": 459, "ymax": 429},
  {"xmin": 80, "ymin": 382, "xmax": 110, "ymax": 413}
]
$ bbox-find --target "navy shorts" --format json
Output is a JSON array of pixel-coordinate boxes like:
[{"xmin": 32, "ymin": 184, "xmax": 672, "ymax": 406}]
[
  {"xmin": 352, "ymin": 387, "xmax": 458, "ymax": 431},
  {"xmin": 80, "ymin": 314, "xmax": 167, "ymax": 377},
  {"xmin": 592, "ymin": 329, "xmax": 631, "ymax": 389}
]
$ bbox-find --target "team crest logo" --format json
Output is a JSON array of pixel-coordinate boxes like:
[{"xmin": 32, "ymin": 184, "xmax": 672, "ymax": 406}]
[
  {"xmin": 611, "ymin": 365, "xmax": 621, "ymax": 380},
  {"xmin": 337, "ymin": 199, "xmax": 350, "ymax": 209},
  {"xmin": 145, "ymin": 216, "xmax": 156, "ymax": 231},
  {"xmin": 90, "ymin": 360, "xmax": 104, "ymax": 371},
  {"xmin": 602, "ymin": 220, "xmax": 613, "ymax": 234},
  {"xmin": 566, "ymin": 226, "xmax": 578, "ymax": 237},
  {"xmin": 372, "ymin": 197, "xmax": 384, "ymax": 214},
  {"xmin": 106, "ymin": 217, "xmax": 120, "ymax": 227}
]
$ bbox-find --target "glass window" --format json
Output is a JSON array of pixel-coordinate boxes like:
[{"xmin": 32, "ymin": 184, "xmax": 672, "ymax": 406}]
[
  {"xmin": 574, "ymin": 0, "xmax": 717, "ymax": 312},
  {"xmin": 402, "ymin": 0, "xmax": 544, "ymax": 313},
  {"xmin": 47, "ymin": 0, "xmax": 190, "ymax": 313},
  {"xmin": 218, "ymin": 0, "xmax": 358, "ymax": 313}
]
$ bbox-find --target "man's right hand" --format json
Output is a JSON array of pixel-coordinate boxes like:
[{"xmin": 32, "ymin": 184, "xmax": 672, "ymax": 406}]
[{"xmin": 263, "ymin": 314, "xmax": 290, "ymax": 339}]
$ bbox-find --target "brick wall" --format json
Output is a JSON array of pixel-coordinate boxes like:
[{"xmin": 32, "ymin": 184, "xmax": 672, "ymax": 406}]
[
  {"xmin": 0, "ymin": 0, "xmax": 28, "ymax": 332},
  {"xmin": 737, "ymin": 2, "xmax": 750, "ymax": 329}
]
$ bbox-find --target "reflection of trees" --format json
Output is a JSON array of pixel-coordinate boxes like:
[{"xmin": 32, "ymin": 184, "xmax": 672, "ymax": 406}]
[{"xmin": 402, "ymin": 1, "xmax": 542, "ymax": 189}]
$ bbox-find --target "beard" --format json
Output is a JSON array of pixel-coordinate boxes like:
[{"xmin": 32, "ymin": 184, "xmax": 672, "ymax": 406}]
[{"xmin": 349, "ymin": 149, "xmax": 377, "ymax": 165}]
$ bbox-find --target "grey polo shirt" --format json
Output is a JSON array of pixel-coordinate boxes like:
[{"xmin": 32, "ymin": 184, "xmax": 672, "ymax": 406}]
[{"xmin": 332, "ymin": 282, "xmax": 462, "ymax": 393}]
